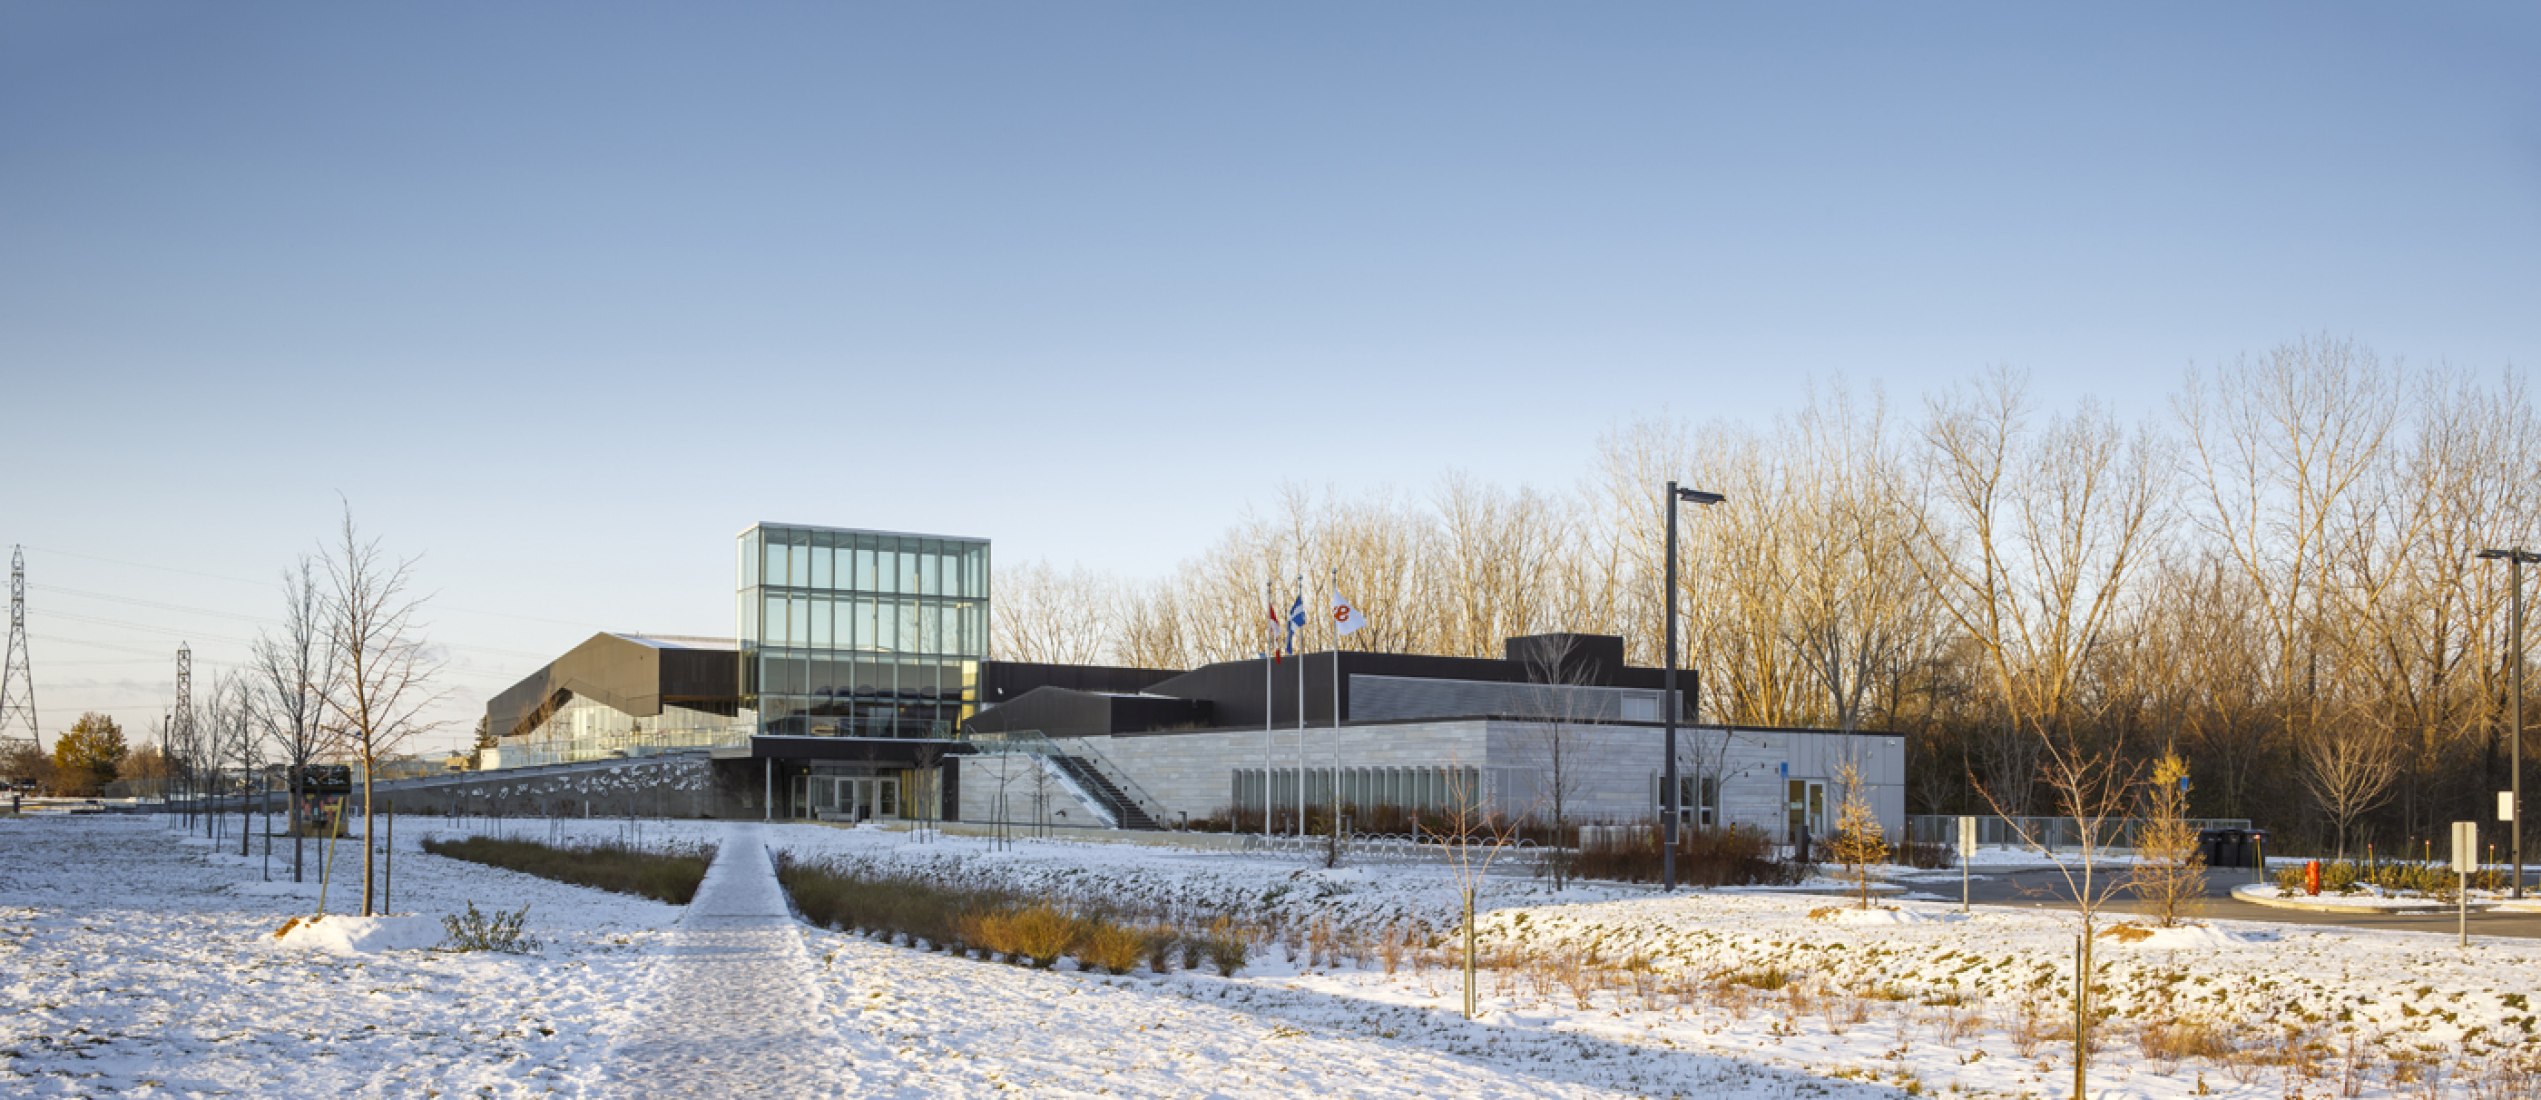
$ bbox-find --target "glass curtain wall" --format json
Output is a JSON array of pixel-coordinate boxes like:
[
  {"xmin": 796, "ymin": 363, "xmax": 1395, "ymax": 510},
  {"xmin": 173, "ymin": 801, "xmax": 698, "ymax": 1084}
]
[{"xmin": 739, "ymin": 524, "xmax": 989, "ymax": 738}]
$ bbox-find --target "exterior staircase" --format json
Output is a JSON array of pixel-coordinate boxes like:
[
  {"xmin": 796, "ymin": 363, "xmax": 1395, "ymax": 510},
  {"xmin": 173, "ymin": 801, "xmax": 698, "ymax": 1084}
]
[{"xmin": 1049, "ymin": 754, "xmax": 1159, "ymax": 831}]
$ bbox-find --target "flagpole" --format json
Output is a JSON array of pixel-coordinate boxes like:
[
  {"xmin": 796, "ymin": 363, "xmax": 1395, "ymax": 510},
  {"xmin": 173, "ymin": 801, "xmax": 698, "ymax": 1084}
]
[
  {"xmin": 1264, "ymin": 578, "xmax": 1274, "ymax": 841},
  {"xmin": 1330, "ymin": 567, "xmax": 1342, "ymax": 852},
  {"xmin": 1295, "ymin": 575, "xmax": 1306, "ymax": 841}
]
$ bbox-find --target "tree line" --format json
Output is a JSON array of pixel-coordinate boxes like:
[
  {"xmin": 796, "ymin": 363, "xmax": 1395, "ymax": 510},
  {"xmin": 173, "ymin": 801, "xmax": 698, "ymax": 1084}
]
[
  {"xmin": 7, "ymin": 509, "xmax": 442, "ymax": 914},
  {"xmin": 994, "ymin": 337, "xmax": 2539, "ymax": 854}
]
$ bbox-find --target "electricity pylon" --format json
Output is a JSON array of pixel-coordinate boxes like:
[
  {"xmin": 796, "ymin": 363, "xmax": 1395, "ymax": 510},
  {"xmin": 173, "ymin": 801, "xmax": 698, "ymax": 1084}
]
[{"xmin": 0, "ymin": 545, "xmax": 41, "ymax": 760}]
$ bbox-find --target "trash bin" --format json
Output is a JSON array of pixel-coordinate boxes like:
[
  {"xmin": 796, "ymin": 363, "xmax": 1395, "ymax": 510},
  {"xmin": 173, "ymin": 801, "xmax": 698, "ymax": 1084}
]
[
  {"xmin": 2218, "ymin": 828, "xmax": 2249, "ymax": 870},
  {"xmin": 2197, "ymin": 828, "xmax": 2230, "ymax": 867}
]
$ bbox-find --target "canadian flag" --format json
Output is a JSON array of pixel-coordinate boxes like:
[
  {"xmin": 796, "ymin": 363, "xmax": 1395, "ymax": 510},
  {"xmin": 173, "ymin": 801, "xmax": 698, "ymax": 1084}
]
[{"xmin": 1331, "ymin": 591, "xmax": 1367, "ymax": 636}]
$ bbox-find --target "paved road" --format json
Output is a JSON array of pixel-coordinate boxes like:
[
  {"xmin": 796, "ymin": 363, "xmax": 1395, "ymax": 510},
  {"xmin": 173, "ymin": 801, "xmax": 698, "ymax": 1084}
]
[{"xmin": 1897, "ymin": 864, "xmax": 2541, "ymax": 939}]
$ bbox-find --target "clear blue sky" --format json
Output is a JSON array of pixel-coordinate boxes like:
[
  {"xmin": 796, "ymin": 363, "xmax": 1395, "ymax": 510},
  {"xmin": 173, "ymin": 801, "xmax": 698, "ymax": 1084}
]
[{"xmin": 4, "ymin": 3, "xmax": 2537, "ymax": 751}]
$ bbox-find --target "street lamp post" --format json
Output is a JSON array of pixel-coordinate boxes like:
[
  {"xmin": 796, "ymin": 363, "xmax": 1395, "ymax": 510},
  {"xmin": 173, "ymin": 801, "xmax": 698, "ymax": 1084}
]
[
  {"xmin": 2479, "ymin": 547, "xmax": 2537, "ymax": 899},
  {"xmin": 1662, "ymin": 481, "xmax": 1726, "ymax": 892}
]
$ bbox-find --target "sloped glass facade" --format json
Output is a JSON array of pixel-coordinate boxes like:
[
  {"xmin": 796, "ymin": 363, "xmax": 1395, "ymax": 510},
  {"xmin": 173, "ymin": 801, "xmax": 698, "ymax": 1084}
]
[{"xmin": 738, "ymin": 523, "xmax": 988, "ymax": 738}]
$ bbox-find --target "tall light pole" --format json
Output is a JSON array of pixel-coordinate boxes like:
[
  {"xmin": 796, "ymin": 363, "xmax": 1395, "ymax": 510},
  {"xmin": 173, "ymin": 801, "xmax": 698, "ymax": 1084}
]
[
  {"xmin": 1663, "ymin": 481, "xmax": 1726, "ymax": 892},
  {"xmin": 2479, "ymin": 547, "xmax": 2536, "ymax": 899}
]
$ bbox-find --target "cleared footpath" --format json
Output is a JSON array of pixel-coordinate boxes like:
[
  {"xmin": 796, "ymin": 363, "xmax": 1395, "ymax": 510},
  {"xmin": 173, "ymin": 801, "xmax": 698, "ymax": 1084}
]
[{"xmin": 605, "ymin": 824, "xmax": 873, "ymax": 1097}]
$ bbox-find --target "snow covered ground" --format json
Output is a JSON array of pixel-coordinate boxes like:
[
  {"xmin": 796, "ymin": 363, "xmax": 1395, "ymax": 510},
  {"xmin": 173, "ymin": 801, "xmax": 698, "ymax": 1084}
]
[
  {"xmin": 7, "ymin": 813, "xmax": 2540, "ymax": 1098},
  {"xmin": 0, "ymin": 813, "xmax": 679, "ymax": 1097}
]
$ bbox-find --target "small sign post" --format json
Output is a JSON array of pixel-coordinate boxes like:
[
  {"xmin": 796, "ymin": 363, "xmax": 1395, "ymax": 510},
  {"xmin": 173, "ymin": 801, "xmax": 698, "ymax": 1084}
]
[
  {"xmin": 1957, "ymin": 816, "xmax": 1979, "ymax": 913},
  {"xmin": 2453, "ymin": 820, "xmax": 2479, "ymax": 947},
  {"xmin": 2508, "ymin": 792, "xmax": 2526, "ymax": 900}
]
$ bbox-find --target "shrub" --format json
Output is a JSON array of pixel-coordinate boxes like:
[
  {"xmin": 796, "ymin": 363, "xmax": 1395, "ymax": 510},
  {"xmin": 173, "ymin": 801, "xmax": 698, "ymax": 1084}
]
[
  {"xmin": 959, "ymin": 910, "xmax": 1013, "ymax": 959},
  {"xmin": 1205, "ymin": 931, "xmax": 1249, "ymax": 977},
  {"xmin": 1893, "ymin": 840, "xmax": 1955, "ymax": 870},
  {"xmin": 422, "ymin": 835, "xmax": 715, "ymax": 905},
  {"xmin": 2274, "ymin": 858, "xmax": 2473, "ymax": 898},
  {"xmin": 1143, "ymin": 926, "xmax": 1180, "ymax": 973},
  {"xmin": 1726, "ymin": 965, "xmax": 1790, "ymax": 991},
  {"xmin": 770, "ymin": 853, "xmax": 1263, "ymax": 979},
  {"xmin": 1079, "ymin": 919, "xmax": 1146, "ymax": 975},
  {"xmin": 442, "ymin": 900, "xmax": 540, "ymax": 954},
  {"xmin": 776, "ymin": 853, "xmax": 1007, "ymax": 950},
  {"xmin": 1006, "ymin": 904, "xmax": 1081, "ymax": 968},
  {"xmin": 1571, "ymin": 825, "xmax": 1809, "ymax": 887}
]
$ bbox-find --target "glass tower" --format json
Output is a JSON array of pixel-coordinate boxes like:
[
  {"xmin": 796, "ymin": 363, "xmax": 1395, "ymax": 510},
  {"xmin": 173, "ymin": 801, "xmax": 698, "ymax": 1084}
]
[{"xmin": 737, "ymin": 523, "xmax": 989, "ymax": 739}]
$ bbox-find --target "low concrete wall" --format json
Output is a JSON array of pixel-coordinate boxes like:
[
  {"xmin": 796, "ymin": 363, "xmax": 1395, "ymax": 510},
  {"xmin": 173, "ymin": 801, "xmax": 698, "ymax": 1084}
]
[{"xmin": 376, "ymin": 754, "xmax": 729, "ymax": 818}]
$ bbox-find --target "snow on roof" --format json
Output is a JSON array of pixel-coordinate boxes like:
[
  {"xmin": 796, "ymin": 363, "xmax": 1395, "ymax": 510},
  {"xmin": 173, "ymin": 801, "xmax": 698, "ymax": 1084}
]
[{"xmin": 611, "ymin": 633, "xmax": 739, "ymax": 651}]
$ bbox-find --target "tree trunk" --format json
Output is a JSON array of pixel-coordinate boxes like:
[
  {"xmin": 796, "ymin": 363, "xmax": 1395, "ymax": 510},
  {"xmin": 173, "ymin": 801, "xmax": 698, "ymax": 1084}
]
[
  {"xmin": 2073, "ymin": 925, "xmax": 2092, "ymax": 1100},
  {"xmin": 291, "ymin": 774, "xmax": 304, "ymax": 883},
  {"xmin": 1461, "ymin": 887, "xmax": 1478, "ymax": 1019},
  {"xmin": 360, "ymin": 767, "xmax": 375, "ymax": 916}
]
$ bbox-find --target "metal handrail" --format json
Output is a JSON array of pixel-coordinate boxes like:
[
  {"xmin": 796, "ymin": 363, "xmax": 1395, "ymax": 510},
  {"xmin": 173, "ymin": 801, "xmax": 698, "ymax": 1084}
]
[
  {"xmin": 964, "ymin": 728, "xmax": 1179, "ymax": 829},
  {"xmin": 1046, "ymin": 734, "xmax": 1178, "ymax": 830},
  {"xmin": 962, "ymin": 729, "xmax": 1139, "ymax": 829}
]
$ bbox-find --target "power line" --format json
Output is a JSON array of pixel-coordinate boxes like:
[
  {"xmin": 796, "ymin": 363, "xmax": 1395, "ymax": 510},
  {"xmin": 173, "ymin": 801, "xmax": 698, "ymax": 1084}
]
[
  {"xmin": 27, "ymin": 636, "xmax": 517, "ymax": 692},
  {"xmin": 21, "ymin": 545, "xmax": 613, "ymax": 629},
  {"xmin": 38, "ymin": 600, "xmax": 555, "ymax": 661},
  {"xmin": 28, "ymin": 584, "xmax": 273, "ymax": 624}
]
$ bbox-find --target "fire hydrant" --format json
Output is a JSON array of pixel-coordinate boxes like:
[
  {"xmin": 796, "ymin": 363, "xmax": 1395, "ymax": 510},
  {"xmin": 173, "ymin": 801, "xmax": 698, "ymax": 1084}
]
[{"xmin": 2305, "ymin": 859, "xmax": 2322, "ymax": 896}]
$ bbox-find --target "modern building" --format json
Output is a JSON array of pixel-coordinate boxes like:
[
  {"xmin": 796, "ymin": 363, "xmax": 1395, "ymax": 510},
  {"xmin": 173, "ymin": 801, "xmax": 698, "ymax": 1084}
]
[
  {"xmin": 738, "ymin": 523, "xmax": 989, "ymax": 739},
  {"xmin": 480, "ymin": 631, "xmax": 744, "ymax": 770},
  {"xmin": 958, "ymin": 632, "xmax": 1904, "ymax": 844},
  {"xmin": 482, "ymin": 523, "xmax": 994, "ymax": 819},
  {"xmin": 477, "ymin": 523, "xmax": 1901, "ymax": 843}
]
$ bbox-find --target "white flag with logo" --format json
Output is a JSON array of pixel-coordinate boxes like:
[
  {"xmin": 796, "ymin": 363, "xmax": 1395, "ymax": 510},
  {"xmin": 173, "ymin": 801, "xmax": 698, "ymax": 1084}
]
[{"xmin": 1331, "ymin": 591, "xmax": 1368, "ymax": 636}]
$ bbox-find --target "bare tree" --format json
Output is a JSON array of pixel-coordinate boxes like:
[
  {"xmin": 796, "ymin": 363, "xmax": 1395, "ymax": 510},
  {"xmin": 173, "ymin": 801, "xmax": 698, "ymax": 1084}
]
[
  {"xmin": 320, "ymin": 506, "xmax": 444, "ymax": 917},
  {"xmin": 2301, "ymin": 720, "xmax": 2401, "ymax": 860},
  {"xmin": 991, "ymin": 561, "xmax": 1118, "ymax": 664},
  {"xmin": 1515, "ymin": 634, "xmax": 1597, "ymax": 890},
  {"xmin": 255, "ymin": 556, "xmax": 339, "ymax": 882},
  {"xmin": 1437, "ymin": 761, "xmax": 1529, "ymax": 1020},
  {"xmin": 1780, "ymin": 384, "xmax": 1929, "ymax": 735},
  {"xmin": 1907, "ymin": 371, "xmax": 2163, "ymax": 812},
  {"xmin": 211, "ymin": 674, "xmax": 264, "ymax": 857},
  {"xmin": 2178, "ymin": 338, "xmax": 2401, "ymax": 838},
  {"xmin": 1978, "ymin": 731, "xmax": 2143, "ymax": 1100},
  {"xmin": 194, "ymin": 675, "xmax": 238, "ymax": 842}
]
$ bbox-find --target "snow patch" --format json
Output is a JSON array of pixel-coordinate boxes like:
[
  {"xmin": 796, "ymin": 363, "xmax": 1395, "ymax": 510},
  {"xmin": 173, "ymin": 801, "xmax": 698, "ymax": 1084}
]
[
  {"xmin": 272, "ymin": 914, "xmax": 445, "ymax": 955},
  {"xmin": 1808, "ymin": 904, "xmax": 1960, "ymax": 926},
  {"xmin": 2101, "ymin": 922, "xmax": 2271, "ymax": 949},
  {"xmin": 1297, "ymin": 866, "xmax": 1374, "ymax": 886}
]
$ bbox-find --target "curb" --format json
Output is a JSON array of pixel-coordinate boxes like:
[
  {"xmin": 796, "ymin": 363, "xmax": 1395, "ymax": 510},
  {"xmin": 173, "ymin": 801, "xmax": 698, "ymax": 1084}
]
[{"xmin": 2229, "ymin": 883, "xmax": 2455, "ymax": 915}]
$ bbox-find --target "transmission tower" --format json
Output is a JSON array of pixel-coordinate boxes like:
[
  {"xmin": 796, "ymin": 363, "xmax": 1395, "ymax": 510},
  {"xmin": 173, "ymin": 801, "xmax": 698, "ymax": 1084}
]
[
  {"xmin": 174, "ymin": 644, "xmax": 192, "ymax": 822},
  {"xmin": 173, "ymin": 643, "xmax": 192, "ymax": 752},
  {"xmin": 0, "ymin": 545, "xmax": 40, "ymax": 757}
]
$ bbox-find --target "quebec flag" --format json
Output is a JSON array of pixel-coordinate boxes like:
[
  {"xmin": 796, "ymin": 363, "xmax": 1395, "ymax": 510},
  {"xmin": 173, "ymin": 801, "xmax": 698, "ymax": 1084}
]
[{"xmin": 1331, "ymin": 591, "xmax": 1367, "ymax": 636}]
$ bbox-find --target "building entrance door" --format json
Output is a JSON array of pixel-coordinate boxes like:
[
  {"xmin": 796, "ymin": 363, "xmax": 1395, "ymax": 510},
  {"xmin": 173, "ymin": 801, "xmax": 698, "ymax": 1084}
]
[
  {"xmin": 805, "ymin": 775, "xmax": 901, "ymax": 822},
  {"xmin": 853, "ymin": 777, "xmax": 899, "ymax": 821},
  {"xmin": 1787, "ymin": 779, "xmax": 1826, "ymax": 847}
]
